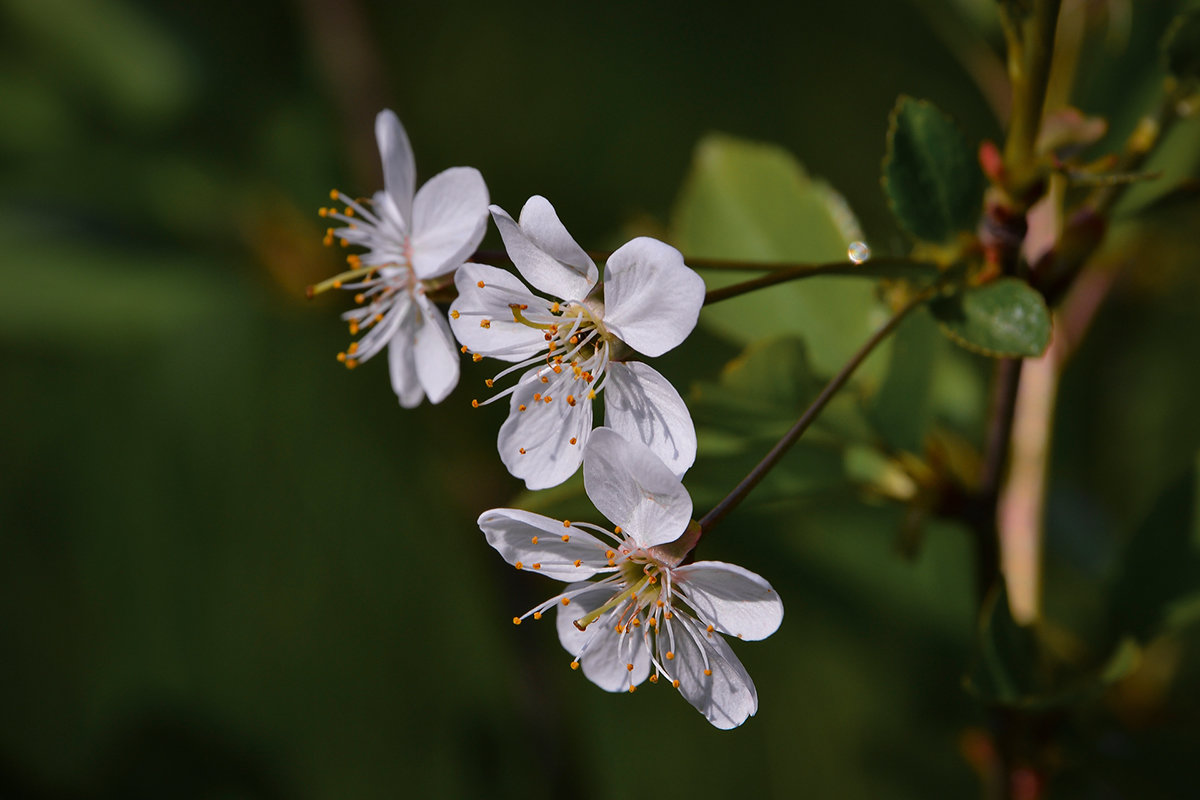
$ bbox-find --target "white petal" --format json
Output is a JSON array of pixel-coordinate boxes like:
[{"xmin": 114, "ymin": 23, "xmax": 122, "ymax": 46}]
[
  {"xmin": 375, "ymin": 110, "xmax": 415, "ymax": 228},
  {"xmin": 386, "ymin": 295, "xmax": 424, "ymax": 408},
  {"xmin": 478, "ymin": 509, "xmax": 613, "ymax": 580},
  {"xmin": 603, "ymin": 361, "xmax": 697, "ymax": 479},
  {"xmin": 449, "ymin": 263, "xmax": 548, "ymax": 361},
  {"xmin": 497, "ymin": 369, "xmax": 593, "ymax": 490},
  {"xmin": 602, "ymin": 238, "xmax": 705, "ymax": 357},
  {"xmin": 556, "ymin": 582, "xmax": 651, "ymax": 692},
  {"xmin": 582, "ymin": 427, "xmax": 692, "ymax": 549},
  {"xmin": 412, "ymin": 293, "xmax": 460, "ymax": 404},
  {"xmin": 490, "ymin": 200, "xmax": 597, "ymax": 301},
  {"xmin": 411, "ymin": 167, "xmax": 489, "ymax": 279},
  {"xmin": 517, "ymin": 195, "xmax": 598, "ymax": 284},
  {"xmin": 673, "ymin": 561, "xmax": 783, "ymax": 641},
  {"xmin": 665, "ymin": 615, "xmax": 758, "ymax": 729}
]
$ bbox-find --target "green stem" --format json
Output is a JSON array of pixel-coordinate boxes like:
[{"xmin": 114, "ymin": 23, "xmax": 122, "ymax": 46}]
[
  {"xmin": 703, "ymin": 258, "xmax": 936, "ymax": 306},
  {"xmin": 1003, "ymin": 0, "xmax": 1063, "ymax": 173},
  {"xmin": 697, "ymin": 289, "xmax": 935, "ymax": 535}
]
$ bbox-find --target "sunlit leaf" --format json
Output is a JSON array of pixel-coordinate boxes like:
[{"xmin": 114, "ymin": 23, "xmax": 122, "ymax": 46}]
[
  {"xmin": 930, "ymin": 279, "xmax": 1051, "ymax": 358},
  {"xmin": 671, "ymin": 134, "xmax": 888, "ymax": 379}
]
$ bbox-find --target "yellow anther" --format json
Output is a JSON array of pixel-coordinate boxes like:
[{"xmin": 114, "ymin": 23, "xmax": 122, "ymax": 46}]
[
  {"xmin": 626, "ymin": 663, "xmax": 634, "ymax": 672},
  {"xmin": 647, "ymin": 617, "xmax": 657, "ymax": 628},
  {"xmin": 532, "ymin": 563, "xmax": 541, "ymax": 570},
  {"xmin": 665, "ymin": 651, "xmax": 675, "ymax": 660},
  {"xmin": 605, "ymin": 550, "xmax": 615, "ymax": 559},
  {"xmin": 540, "ymin": 376, "xmax": 549, "ymax": 384},
  {"xmin": 628, "ymin": 685, "xmax": 637, "ymax": 693},
  {"xmin": 563, "ymin": 520, "xmax": 571, "ymax": 528},
  {"xmin": 655, "ymin": 599, "xmax": 664, "ymax": 608},
  {"xmin": 561, "ymin": 534, "xmax": 570, "ymax": 542},
  {"xmin": 332, "ymin": 280, "xmax": 343, "ymax": 289},
  {"xmin": 477, "ymin": 280, "xmax": 486, "ymax": 288},
  {"xmin": 343, "ymin": 206, "xmax": 354, "ymax": 216},
  {"xmin": 706, "ymin": 624, "xmax": 714, "ymax": 633},
  {"xmin": 631, "ymin": 618, "xmax": 640, "ymax": 627},
  {"xmin": 329, "ymin": 189, "xmax": 339, "ymax": 200},
  {"xmin": 480, "ymin": 319, "xmax": 491, "ymax": 328},
  {"xmin": 543, "ymin": 396, "xmax": 552, "ymax": 403},
  {"xmin": 704, "ymin": 669, "xmax": 713, "ymax": 676},
  {"xmin": 349, "ymin": 322, "xmax": 359, "ymax": 335},
  {"xmin": 551, "ymin": 302, "xmax": 560, "ymax": 313},
  {"xmin": 450, "ymin": 310, "xmax": 460, "ymax": 319},
  {"xmin": 520, "ymin": 304, "xmax": 528, "ymax": 310},
  {"xmin": 515, "ymin": 561, "xmax": 523, "ymax": 570},
  {"xmin": 533, "ymin": 611, "xmax": 542, "ymax": 620},
  {"xmin": 570, "ymin": 660, "xmax": 580, "ymax": 670},
  {"xmin": 518, "ymin": 404, "xmax": 527, "ymax": 412},
  {"xmin": 553, "ymin": 365, "xmax": 562, "ymax": 374},
  {"xmin": 569, "ymin": 437, "xmax": 577, "ymax": 445},
  {"xmin": 346, "ymin": 254, "xmax": 361, "ymax": 267},
  {"xmin": 614, "ymin": 526, "xmax": 622, "ymax": 534},
  {"xmin": 340, "ymin": 239, "xmax": 348, "ymax": 247},
  {"xmin": 561, "ymin": 597, "xmax": 571, "ymax": 606},
  {"xmin": 566, "ymin": 395, "xmax": 576, "ymax": 406},
  {"xmin": 531, "ymin": 536, "xmax": 539, "ymax": 544},
  {"xmin": 649, "ymin": 674, "xmax": 659, "ymax": 684},
  {"xmin": 569, "ymin": 335, "xmax": 579, "ymax": 345},
  {"xmin": 336, "ymin": 352, "xmax": 347, "ymax": 363},
  {"xmin": 614, "ymin": 625, "xmax": 624, "ymax": 633},
  {"xmin": 347, "ymin": 342, "xmax": 359, "ymax": 355},
  {"xmin": 323, "ymin": 233, "xmax": 334, "ymax": 246},
  {"xmin": 587, "ymin": 390, "xmax": 596, "ymax": 400},
  {"xmin": 672, "ymin": 679, "xmax": 680, "ymax": 688},
  {"xmin": 574, "ymin": 559, "xmax": 582, "ymax": 567},
  {"xmin": 584, "ymin": 373, "xmax": 594, "ymax": 383},
  {"xmin": 471, "ymin": 399, "xmax": 479, "ymax": 408},
  {"xmin": 472, "ymin": 353, "xmax": 482, "ymax": 362},
  {"xmin": 519, "ymin": 448, "xmax": 526, "ymax": 455},
  {"xmin": 512, "ymin": 617, "xmax": 521, "ymax": 625},
  {"xmin": 318, "ymin": 207, "xmax": 328, "ymax": 217},
  {"xmin": 485, "ymin": 379, "xmax": 494, "ymax": 388},
  {"xmin": 533, "ymin": 393, "xmax": 542, "ymax": 402},
  {"xmin": 665, "ymin": 612, "xmax": 673, "ymax": 620},
  {"xmin": 354, "ymin": 293, "xmax": 365, "ymax": 304},
  {"xmin": 460, "ymin": 345, "xmax": 469, "ymax": 353},
  {"xmin": 345, "ymin": 359, "xmax": 358, "ymax": 370}
]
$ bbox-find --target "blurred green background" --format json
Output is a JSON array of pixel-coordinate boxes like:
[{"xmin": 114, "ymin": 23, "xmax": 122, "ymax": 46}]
[{"xmin": 3, "ymin": 0, "xmax": 1199, "ymax": 797}]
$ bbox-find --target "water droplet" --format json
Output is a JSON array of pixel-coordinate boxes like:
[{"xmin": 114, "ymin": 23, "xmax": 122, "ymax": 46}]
[{"xmin": 848, "ymin": 241, "xmax": 871, "ymax": 264}]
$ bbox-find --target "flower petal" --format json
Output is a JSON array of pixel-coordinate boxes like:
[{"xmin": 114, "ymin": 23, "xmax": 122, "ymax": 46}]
[
  {"xmin": 449, "ymin": 263, "xmax": 549, "ymax": 361},
  {"xmin": 375, "ymin": 109, "xmax": 416, "ymax": 228},
  {"xmin": 490, "ymin": 199, "xmax": 597, "ymax": 301},
  {"xmin": 556, "ymin": 582, "xmax": 651, "ymax": 692},
  {"xmin": 673, "ymin": 561, "xmax": 783, "ymax": 641},
  {"xmin": 602, "ymin": 238, "xmax": 705, "ymax": 357},
  {"xmin": 497, "ymin": 369, "xmax": 593, "ymax": 490},
  {"xmin": 411, "ymin": 167, "xmax": 489, "ymax": 279},
  {"xmin": 664, "ymin": 615, "xmax": 758, "ymax": 729},
  {"xmin": 478, "ymin": 509, "xmax": 613, "ymax": 580},
  {"xmin": 412, "ymin": 293, "xmax": 460, "ymax": 404},
  {"xmin": 582, "ymin": 427, "xmax": 692, "ymax": 549},
  {"xmin": 384, "ymin": 295, "xmax": 424, "ymax": 408},
  {"xmin": 603, "ymin": 361, "xmax": 697, "ymax": 479}
]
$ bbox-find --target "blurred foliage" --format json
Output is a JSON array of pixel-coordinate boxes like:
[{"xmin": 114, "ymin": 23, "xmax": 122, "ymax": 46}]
[{"xmin": 2, "ymin": 0, "xmax": 1200, "ymax": 799}]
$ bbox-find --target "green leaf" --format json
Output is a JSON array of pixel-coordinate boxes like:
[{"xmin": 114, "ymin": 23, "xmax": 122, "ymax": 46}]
[
  {"xmin": 930, "ymin": 279, "xmax": 1051, "ymax": 358},
  {"xmin": 670, "ymin": 134, "xmax": 888, "ymax": 380},
  {"xmin": 1163, "ymin": 9, "xmax": 1200, "ymax": 81},
  {"xmin": 867, "ymin": 309, "xmax": 942, "ymax": 452},
  {"xmin": 964, "ymin": 582, "xmax": 1142, "ymax": 709},
  {"xmin": 882, "ymin": 96, "xmax": 983, "ymax": 243}
]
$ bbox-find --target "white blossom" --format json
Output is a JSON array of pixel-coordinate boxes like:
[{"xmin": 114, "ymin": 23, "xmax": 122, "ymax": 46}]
[
  {"xmin": 314, "ymin": 109, "xmax": 488, "ymax": 407},
  {"xmin": 479, "ymin": 428, "xmax": 783, "ymax": 729},
  {"xmin": 450, "ymin": 196, "xmax": 704, "ymax": 489}
]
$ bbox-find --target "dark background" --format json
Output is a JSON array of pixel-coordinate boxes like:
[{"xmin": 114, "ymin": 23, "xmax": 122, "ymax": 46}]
[{"xmin": 2, "ymin": 1, "xmax": 1199, "ymax": 797}]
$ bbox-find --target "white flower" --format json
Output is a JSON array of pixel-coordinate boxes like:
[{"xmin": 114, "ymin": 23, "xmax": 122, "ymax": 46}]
[
  {"xmin": 312, "ymin": 109, "xmax": 489, "ymax": 407},
  {"xmin": 450, "ymin": 196, "xmax": 704, "ymax": 489},
  {"xmin": 478, "ymin": 428, "xmax": 783, "ymax": 729}
]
